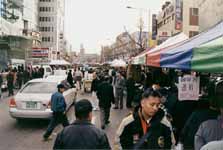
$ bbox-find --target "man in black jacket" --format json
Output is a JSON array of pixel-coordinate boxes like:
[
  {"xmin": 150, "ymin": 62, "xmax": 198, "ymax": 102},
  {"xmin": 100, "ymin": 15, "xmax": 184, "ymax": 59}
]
[
  {"xmin": 53, "ymin": 99, "xmax": 111, "ymax": 149},
  {"xmin": 115, "ymin": 89, "xmax": 172, "ymax": 149},
  {"xmin": 97, "ymin": 76, "xmax": 115, "ymax": 129}
]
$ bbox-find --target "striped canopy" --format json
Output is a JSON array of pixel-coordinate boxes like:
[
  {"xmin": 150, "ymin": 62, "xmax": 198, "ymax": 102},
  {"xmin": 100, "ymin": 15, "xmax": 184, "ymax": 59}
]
[
  {"xmin": 132, "ymin": 33, "xmax": 188, "ymax": 65},
  {"xmin": 147, "ymin": 21, "xmax": 223, "ymax": 73}
]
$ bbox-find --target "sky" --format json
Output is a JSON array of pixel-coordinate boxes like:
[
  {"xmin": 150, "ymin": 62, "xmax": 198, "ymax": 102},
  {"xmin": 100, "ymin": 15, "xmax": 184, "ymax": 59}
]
[{"xmin": 65, "ymin": 0, "xmax": 164, "ymax": 54}]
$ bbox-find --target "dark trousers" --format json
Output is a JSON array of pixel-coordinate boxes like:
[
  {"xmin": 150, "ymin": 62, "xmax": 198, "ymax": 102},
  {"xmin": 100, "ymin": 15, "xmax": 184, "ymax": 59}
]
[
  {"xmin": 18, "ymin": 80, "xmax": 22, "ymax": 89},
  {"xmin": 43, "ymin": 112, "xmax": 69, "ymax": 138},
  {"xmin": 115, "ymin": 89, "xmax": 124, "ymax": 109},
  {"xmin": 100, "ymin": 107, "xmax": 110, "ymax": 126},
  {"xmin": 8, "ymin": 83, "xmax": 14, "ymax": 96},
  {"xmin": 126, "ymin": 90, "xmax": 134, "ymax": 108}
]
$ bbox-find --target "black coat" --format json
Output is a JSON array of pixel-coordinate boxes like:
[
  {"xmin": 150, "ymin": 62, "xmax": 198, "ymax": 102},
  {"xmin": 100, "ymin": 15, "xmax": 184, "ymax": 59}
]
[
  {"xmin": 91, "ymin": 77, "xmax": 100, "ymax": 92},
  {"xmin": 117, "ymin": 107, "xmax": 172, "ymax": 149},
  {"xmin": 67, "ymin": 72, "xmax": 74, "ymax": 87},
  {"xmin": 126, "ymin": 77, "xmax": 135, "ymax": 93},
  {"xmin": 97, "ymin": 81, "xmax": 115, "ymax": 108},
  {"xmin": 181, "ymin": 108, "xmax": 219, "ymax": 148},
  {"xmin": 53, "ymin": 120, "xmax": 111, "ymax": 149}
]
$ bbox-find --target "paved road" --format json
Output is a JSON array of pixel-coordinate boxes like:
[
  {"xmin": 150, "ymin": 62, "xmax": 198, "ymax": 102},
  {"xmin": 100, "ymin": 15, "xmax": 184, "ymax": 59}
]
[{"xmin": 0, "ymin": 90, "xmax": 130, "ymax": 149}]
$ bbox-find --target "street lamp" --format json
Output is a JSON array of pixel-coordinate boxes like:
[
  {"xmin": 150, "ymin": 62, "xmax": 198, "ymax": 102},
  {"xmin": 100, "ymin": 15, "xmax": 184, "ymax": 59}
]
[{"xmin": 126, "ymin": 6, "xmax": 151, "ymax": 37}]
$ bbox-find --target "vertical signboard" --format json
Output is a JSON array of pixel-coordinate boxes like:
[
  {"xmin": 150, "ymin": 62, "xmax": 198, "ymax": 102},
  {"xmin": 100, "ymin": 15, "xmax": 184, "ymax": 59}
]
[
  {"xmin": 152, "ymin": 14, "xmax": 157, "ymax": 40},
  {"xmin": 175, "ymin": 0, "xmax": 182, "ymax": 30},
  {"xmin": 178, "ymin": 75, "xmax": 200, "ymax": 101}
]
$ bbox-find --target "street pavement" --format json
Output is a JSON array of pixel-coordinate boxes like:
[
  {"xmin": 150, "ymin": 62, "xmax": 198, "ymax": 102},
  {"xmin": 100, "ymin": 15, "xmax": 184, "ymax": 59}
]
[{"xmin": 0, "ymin": 90, "xmax": 130, "ymax": 150}]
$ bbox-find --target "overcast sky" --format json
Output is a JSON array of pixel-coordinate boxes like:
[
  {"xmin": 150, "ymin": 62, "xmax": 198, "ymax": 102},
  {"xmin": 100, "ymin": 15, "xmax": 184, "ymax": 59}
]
[{"xmin": 65, "ymin": 0, "xmax": 164, "ymax": 54}]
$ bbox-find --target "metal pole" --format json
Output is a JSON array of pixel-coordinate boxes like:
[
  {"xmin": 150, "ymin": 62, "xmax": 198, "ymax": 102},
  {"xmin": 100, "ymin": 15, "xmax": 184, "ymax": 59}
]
[{"xmin": 148, "ymin": 9, "xmax": 151, "ymax": 48}]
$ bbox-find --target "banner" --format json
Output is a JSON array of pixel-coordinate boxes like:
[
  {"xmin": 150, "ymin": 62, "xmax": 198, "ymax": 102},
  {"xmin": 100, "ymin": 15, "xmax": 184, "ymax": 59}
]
[
  {"xmin": 175, "ymin": 0, "xmax": 182, "ymax": 30},
  {"xmin": 32, "ymin": 47, "xmax": 49, "ymax": 58},
  {"xmin": 152, "ymin": 14, "xmax": 157, "ymax": 40},
  {"xmin": 178, "ymin": 75, "xmax": 200, "ymax": 101}
]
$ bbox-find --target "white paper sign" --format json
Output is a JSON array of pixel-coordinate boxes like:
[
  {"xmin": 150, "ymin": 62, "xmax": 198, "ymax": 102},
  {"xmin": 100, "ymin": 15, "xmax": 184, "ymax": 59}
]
[{"xmin": 178, "ymin": 75, "xmax": 200, "ymax": 101}]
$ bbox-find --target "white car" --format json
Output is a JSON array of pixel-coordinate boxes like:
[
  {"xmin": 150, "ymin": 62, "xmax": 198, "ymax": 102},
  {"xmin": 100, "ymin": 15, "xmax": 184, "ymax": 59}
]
[
  {"xmin": 9, "ymin": 78, "xmax": 76, "ymax": 120},
  {"xmin": 32, "ymin": 65, "xmax": 53, "ymax": 78}
]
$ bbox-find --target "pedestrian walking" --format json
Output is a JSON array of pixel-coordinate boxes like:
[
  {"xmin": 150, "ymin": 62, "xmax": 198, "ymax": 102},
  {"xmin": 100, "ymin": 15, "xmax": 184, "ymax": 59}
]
[
  {"xmin": 91, "ymin": 72, "xmax": 100, "ymax": 111},
  {"xmin": 67, "ymin": 70, "xmax": 74, "ymax": 87},
  {"xmin": 126, "ymin": 75, "xmax": 135, "ymax": 108},
  {"xmin": 97, "ymin": 76, "xmax": 115, "ymax": 129},
  {"xmin": 53, "ymin": 99, "xmax": 111, "ymax": 149},
  {"xmin": 115, "ymin": 89, "xmax": 172, "ymax": 149},
  {"xmin": 39, "ymin": 66, "xmax": 44, "ymax": 78},
  {"xmin": 74, "ymin": 68, "xmax": 83, "ymax": 90},
  {"xmin": 194, "ymin": 81, "xmax": 223, "ymax": 150},
  {"xmin": 7, "ymin": 70, "xmax": 14, "ymax": 96},
  {"xmin": 114, "ymin": 72, "xmax": 125, "ymax": 109},
  {"xmin": 23, "ymin": 68, "xmax": 30, "ymax": 84},
  {"xmin": 43, "ymin": 84, "xmax": 69, "ymax": 141},
  {"xmin": 17, "ymin": 69, "xmax": 23, "ymax": 89}
]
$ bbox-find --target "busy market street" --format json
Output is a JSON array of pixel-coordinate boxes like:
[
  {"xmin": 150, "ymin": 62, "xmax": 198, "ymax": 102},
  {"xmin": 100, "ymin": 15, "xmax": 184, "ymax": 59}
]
[
  {"xmin": 1, "ymin": 0, "xmax": 223, "ymax": 150},
  {"xmin": 0, "ymin": 90, "xmax": 129, "ymax": 149}
]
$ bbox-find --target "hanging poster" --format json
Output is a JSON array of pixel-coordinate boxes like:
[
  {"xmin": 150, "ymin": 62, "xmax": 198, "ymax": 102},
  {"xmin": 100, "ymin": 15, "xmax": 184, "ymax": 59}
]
[{"xmin": 178, "ymin": 75, "xmax": 200, "ymax": 101}]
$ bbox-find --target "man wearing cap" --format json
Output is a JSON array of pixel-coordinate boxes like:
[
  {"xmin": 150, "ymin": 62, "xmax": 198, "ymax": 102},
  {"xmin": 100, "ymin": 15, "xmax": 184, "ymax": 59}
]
[
  {"xmin": 53, "ymin": 99, "xmax": 111, "ymax": 149},
  {"xmin": 115, "ymin": 89, "xmax": 172, "ymax": 149},
  {"xmin": 43, "ymin": 84, "xmax": 69, "ymax": 141}
]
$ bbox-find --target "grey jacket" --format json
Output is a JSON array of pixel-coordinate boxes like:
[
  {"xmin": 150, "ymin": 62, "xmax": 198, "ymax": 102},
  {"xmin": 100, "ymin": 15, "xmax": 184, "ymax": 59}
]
[
  {"xmin": 195, "ymin": 115, "xmax": 223, "ymax": 150},
  {"xmin": 115, "ymin": 76, "xmax": 125, "ymax": 91},
  {"xmin": 201, "ymin": 140, "xmax": 223, "ymax": 150}
]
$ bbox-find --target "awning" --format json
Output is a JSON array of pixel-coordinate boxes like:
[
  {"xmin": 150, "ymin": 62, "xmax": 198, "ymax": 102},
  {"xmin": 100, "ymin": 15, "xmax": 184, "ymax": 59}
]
[
  {"xmin": 191, "ymin": 37, "xmax": 223, "ymax": 73},
  {"xmin": 132, "ymin": 33, "xmax": 188, "ymax": 65},
  {"xmin": 49, "ymin": 59, "xmax": 71, "ymax": 65},
  {"xmin": 147, "ymin": 21, "xmax": 223, "ymax": 73},
  {"xmin": 111, "ymin": 59, "xmax": 127, "ymax": 67}
]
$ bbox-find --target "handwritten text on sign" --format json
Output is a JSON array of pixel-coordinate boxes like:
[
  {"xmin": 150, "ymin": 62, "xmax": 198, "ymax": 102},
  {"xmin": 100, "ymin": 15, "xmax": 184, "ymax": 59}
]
[{"xmin": 178, "ymin": 75, "xmax": 200, "ymax": 101}]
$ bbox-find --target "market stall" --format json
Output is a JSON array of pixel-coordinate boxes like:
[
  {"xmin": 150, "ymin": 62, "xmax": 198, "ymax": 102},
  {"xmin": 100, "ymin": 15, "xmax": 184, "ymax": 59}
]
[{"xmin": 146, "ymin": 21, "xmax": 223, "ymax": 73}]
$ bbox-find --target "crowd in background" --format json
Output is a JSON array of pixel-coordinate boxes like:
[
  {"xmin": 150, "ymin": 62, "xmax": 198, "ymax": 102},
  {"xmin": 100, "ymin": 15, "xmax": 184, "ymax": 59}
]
[
  {"xmin": 70, "ymin": 66, "xmax": 223, "ymax": 150},
  {"xmin": 0, "ymin": 65, "xmax": 45, "ymax": 97},
  {"xmin": 1, "ymin": 64, "xmax": 223, "ymax": 149}
]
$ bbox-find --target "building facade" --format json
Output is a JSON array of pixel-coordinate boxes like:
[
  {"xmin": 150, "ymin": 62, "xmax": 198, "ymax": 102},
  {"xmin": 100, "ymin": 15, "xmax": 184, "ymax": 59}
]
[
  {"xmin": 156, "ymin": 0, "xmax": 199, "ymax": 44},
  {"xmin": 101, "ymin": 31, "xmax": 149, "ymax": 62},
  {"xmin": 197, "ymin": 0, "xmax": 223, "ymax": 32},
  {"xmin": 0, "ymin": 0, "xmax": 40, "ymax": 69},
  {"xmin": 38, "ymin": 0, "xmax": 65, "ymax": 60}
]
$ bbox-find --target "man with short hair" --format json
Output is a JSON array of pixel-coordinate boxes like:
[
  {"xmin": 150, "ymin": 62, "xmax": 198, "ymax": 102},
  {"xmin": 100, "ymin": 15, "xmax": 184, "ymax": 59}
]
[
  {"xmin": 43, "ymin": 84, "xmax": 69, "ymax": 141},
  {"xmin": 97, "ymin": 76, "xmax": 115, "ymax": 129},
  {"xmin": 53, "ymin": 99, "xmax": 111, "ymax": 149},
  {"xmin": 115, "ymin": 89, "xmax": 172, "ymax": 149}
]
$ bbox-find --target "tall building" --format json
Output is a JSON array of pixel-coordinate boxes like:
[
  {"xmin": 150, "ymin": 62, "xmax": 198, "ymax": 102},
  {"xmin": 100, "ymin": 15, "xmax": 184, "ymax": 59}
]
[
  {"xmin": 156, "ymin": 0, "xmax": 199, "ymax": 44},
  {"xmin": 197, "ymin": 0, "xmax": 223, "ymax": 32},
  {"xmin": 0, "ymin": 0, "xmax": 40, "ymax": 69},
  {"xmin": 38, "ymin": 0, "xmax": 65, "ymax": 60}
]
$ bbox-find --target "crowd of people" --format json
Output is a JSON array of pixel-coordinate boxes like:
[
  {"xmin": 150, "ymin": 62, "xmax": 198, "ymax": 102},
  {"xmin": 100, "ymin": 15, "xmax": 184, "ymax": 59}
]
[
  {"xmin": 0, "ymin": 65, "xmax": 45, "ymax": 98},
  {"xmin": 42, "ymin": 66, "xmax": 223, "ymax": 149},
  {"xmin": 1, "ymin": 64, "xmax": 222, "ymax": 149}
]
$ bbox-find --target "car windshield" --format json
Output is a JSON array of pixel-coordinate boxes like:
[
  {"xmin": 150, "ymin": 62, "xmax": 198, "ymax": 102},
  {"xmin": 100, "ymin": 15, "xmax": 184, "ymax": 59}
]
[{"xmin": 20, "ymin": 82, "xmax": 57, "ymax": 94}]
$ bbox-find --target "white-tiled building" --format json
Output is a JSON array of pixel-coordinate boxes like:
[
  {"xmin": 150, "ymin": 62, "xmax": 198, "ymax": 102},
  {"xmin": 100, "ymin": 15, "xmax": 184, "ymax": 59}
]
[{"xmin": 38, "ymin": 0, "xmax": 65, "ymax": 60}]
